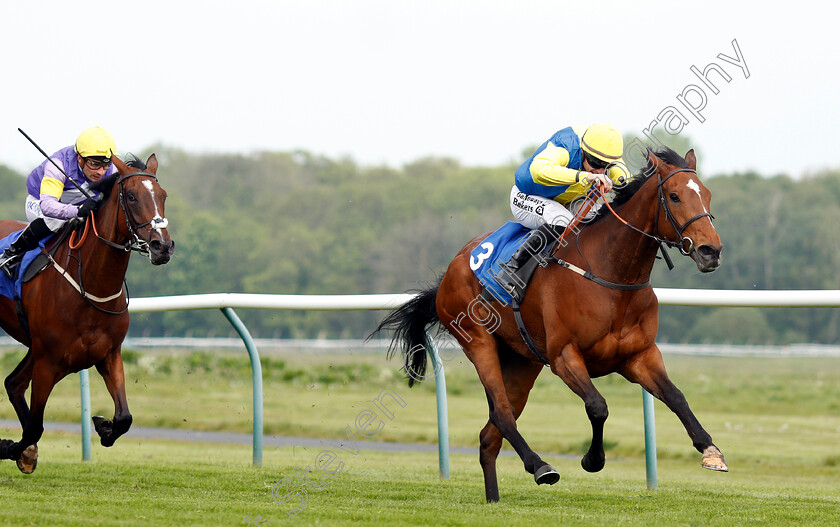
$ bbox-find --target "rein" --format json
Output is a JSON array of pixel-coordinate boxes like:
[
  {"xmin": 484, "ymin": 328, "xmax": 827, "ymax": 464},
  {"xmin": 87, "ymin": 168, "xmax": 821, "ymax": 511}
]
[{"xmin": 551, "ymin": 184, "xmax": 653, "ymax": 291}]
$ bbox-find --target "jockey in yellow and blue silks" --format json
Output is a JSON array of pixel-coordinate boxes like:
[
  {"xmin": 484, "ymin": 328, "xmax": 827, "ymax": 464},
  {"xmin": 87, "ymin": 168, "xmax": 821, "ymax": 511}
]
[
  {"xmin": 496, "ymin": 123, "xmax": 630, "ymax": 294},
  {"xmin": 511, "ymin": 123, "xmax": 629, "ymax": 229},
  {"xmin": 0, "ymin": 126, "xmax": 117, "ymax": 279}
]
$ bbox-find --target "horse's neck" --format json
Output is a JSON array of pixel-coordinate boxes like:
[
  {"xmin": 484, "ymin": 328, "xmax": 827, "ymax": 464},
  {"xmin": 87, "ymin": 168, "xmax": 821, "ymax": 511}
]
[
  {"xmin": 578, "ymin": 179, "xmax": 661, "ymax": 285},
  {"xmin": 71, "ymin": 201, "xmax": 132, "ymax": 291}
]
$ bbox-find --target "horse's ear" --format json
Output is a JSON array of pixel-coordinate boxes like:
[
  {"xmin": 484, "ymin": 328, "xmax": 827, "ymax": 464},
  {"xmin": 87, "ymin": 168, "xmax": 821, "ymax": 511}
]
[
  {"xmin": 646, "ymin": 148, "xmax": 660, "ymax": 169},
  {"xmin": 685, "ymin": 149, "xmax": 697, "ymax": 170},
  {"xmin": 112, "ymin": 155, "xmax": 128, "ymax": 175},
  {"xmin": 146, "ymin": 154, "xmax": 158, "ymax": 175}
]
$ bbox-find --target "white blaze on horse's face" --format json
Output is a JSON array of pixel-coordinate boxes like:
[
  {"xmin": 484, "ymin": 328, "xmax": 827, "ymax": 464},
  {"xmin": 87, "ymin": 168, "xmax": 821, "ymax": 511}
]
[
  {"xmin": 141, "ymin": 180, "xmax": 169, "ymax": 233},
  {"xmin": 686, "ymin": 178, "xmax": 713, "ymax": 225}
]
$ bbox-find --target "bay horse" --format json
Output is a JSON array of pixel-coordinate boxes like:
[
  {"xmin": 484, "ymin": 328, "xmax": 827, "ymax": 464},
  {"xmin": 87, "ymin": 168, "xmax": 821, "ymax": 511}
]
[
  {"xmin": 0, "ymin": 154, "xmax": 173, "ymax": 473},
  {"xmin": 373, "ymin": 147, "xmax": 727, "ymax": 502}
]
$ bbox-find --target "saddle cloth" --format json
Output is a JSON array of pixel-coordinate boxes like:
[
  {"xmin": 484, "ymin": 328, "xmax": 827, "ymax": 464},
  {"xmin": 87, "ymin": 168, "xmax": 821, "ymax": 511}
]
[
  {"xmin": 468, "ymin": 221, "xmax": 531, "ymax": 305},
  {"xmin": 0, "ymin": 229, "xmax": 51, "ymax": 300}
]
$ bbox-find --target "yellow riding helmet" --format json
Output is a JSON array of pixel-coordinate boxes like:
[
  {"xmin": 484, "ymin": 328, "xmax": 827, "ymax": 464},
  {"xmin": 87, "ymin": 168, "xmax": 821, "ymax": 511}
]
[
  {"xmin": 75, "ymin": 126, "xmax": 117, "ymax": 159},
  {"xmin": 580, "ymin": 123, "xmax": 623, "ymax": 164}
]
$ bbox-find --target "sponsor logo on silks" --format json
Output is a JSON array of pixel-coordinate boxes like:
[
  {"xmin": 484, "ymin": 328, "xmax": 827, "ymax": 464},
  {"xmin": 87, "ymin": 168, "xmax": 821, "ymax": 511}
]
[
  {"xmin": 470, "ymin": 241, "xmax": 494, "ymax": 271},
  {"xmin": 535, "ymin": 205, "xmax": 545, "ymax": 215}
]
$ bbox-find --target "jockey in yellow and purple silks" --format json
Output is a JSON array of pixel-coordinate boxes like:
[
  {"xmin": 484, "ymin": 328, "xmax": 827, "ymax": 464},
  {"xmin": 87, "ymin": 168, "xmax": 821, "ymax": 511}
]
[
  {"xmin": 496, "ymin": 123, "xmax": 630, "ymax": 294},
  {"xmin": 0, "ymin": 126, "xmax": 117, "ymax": 279}
]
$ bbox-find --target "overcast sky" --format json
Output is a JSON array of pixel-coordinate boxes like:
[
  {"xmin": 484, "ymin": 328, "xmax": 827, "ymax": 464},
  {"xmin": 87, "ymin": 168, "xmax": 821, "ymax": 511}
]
[{"xmin": 1, "ymin": 1, "xmax": 836, "ymax": 179}]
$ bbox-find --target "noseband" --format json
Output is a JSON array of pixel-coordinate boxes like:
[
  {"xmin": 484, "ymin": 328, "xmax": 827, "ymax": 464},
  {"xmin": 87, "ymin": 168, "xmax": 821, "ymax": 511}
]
[{"xmin": 656, "ymin": 168, "xmax": 715, "ymax": 256}]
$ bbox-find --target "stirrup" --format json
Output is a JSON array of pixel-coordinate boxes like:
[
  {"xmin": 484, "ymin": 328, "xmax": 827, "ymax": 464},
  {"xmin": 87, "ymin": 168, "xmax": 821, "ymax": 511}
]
[{"xmin": 0, "ymin": 252, "xmax": 23, "ymax": 280}]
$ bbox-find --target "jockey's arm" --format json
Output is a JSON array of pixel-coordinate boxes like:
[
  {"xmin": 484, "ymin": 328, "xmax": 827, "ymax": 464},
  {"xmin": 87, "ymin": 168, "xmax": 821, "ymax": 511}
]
[
  {"xmin": 38, "ymin": 160, "xmax": 82, "ymax": 220},
  {"xmin": 529, "ymin": 143, "xmax": 588, "ymax": 186},
  {"xmin": 606, "ymin": 162, "xmax": 631, "ymax": 186}
]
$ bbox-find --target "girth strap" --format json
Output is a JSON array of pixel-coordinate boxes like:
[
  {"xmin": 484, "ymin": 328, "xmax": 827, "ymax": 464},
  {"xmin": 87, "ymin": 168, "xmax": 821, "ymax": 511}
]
[{"xmin": 511, "ymin": 299, "xmax": 549, "ymax": 366}]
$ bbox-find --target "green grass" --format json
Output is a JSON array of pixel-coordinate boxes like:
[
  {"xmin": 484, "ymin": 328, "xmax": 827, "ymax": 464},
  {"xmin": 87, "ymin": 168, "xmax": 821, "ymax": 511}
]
[
  {"xmin": 0, "ymin": 433, "xmax": 837, "ymax": 526},
  {"xmin": 0, "ymin": 347, "xmax": 839, "ymax": 525}
]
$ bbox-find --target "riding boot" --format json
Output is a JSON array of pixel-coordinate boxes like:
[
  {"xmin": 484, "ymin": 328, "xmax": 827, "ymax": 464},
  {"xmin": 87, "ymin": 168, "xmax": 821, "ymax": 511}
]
[
  {"xmin": 0, "ymin": 218, "xmax": 52, "ymax": 280},
  {"xmin": 494, "ymin": 223, "xmax": 564, "ymax": 297}
]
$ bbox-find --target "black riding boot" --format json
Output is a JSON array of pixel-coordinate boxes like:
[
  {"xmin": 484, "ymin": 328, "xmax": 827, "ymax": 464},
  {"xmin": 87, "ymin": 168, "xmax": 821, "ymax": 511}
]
[
  {"xmin": 0, "ymin": 218, "xmax": 52, "ymax": 280},
  {"xmin": 494, "ymin": 223, "xmax": 564, "ymax": 297}
]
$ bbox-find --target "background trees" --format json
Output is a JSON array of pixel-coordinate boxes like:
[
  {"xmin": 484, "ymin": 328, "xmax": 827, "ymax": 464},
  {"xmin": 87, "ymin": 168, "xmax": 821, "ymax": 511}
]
[{"xmin": 2, "ymin": 145, "xmax": 837, "ymax": 344}]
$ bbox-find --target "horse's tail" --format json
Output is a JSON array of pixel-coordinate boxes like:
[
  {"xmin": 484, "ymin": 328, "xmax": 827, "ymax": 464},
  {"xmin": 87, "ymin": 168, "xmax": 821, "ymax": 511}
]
[{"xmin": 368, "ymin": 279, "xmax": 441, "ymax": 387}]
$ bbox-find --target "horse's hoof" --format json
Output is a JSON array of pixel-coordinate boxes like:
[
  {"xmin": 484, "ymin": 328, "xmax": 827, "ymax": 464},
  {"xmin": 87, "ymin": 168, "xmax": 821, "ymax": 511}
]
[
  {"xmin": 534, "ymin": 464, "xmax": 560, "ymax": 485},
  {"xmin": 92, "ymin": 415, "xmax": 109, "ymax": 430},
  {"xmin": 701, "ymin": 446, "xmax": 729, "ymax": 472},
  {"xmin": 16, "ymin": 445, "xmax": 38, "ymax": 474},
  {"xmin": 581, "ymin": 453, "xmax": 605, "ymax": 473}
]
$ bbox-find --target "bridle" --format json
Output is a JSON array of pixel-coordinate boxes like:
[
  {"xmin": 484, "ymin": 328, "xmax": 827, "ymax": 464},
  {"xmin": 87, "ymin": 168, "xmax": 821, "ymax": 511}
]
[
  {"xmin": 655, "ymin": 168, "xmax": 715, "ymax": 256},
  {"xmin": 94, "ymin": 170, "xmax": 169, "ymax": 256},
  {"xmin": 601, "ymin": 167, "xmax": 714, "ymax": 257}
]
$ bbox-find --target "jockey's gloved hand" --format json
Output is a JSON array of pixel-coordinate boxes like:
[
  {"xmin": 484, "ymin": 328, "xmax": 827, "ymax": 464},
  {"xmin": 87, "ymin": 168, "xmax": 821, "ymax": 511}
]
[
  {"xmin": 584, "ymin": 173, "xmax": 613, "ymax": 193},
  {"xmin": 77, "ymin": 198, "xmax": 99, "ymax": 217}
]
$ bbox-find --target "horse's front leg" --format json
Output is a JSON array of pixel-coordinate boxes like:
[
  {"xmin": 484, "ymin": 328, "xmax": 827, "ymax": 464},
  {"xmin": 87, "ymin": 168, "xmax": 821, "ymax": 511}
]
[
  {"xmin": 93, "ymin": 348, "xmax": 133, "ymax": 447},
  {"xmin": 4, "ymin": 349, "xmax": 35, "ymax": 429},
  {"xmin": 2, "ymin": 349, "xmax": 38, "ymax": 472},
  {"xmin": 621, "ymin": 346, "xmax": 728, "ymax": 471},
  {"xmin": 0, "ymin": 359, "xmax": 61, "ymax": 473},
  {"xmin": 551, "ymin": 344, "xmax": 609, "ymax": 473}
]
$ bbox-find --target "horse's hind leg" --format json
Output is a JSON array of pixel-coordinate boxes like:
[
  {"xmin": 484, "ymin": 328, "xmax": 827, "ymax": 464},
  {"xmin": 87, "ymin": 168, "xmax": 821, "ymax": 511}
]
[
  {"xmin": 479, "ymin": 346, "xmax": 544, "ymax": 502},
  {"xmin": 551, "ymin": 344, "xmax": 609, "ymax": 473},
  {"xmin": 467, "ymin": 337, "xmax": 556, "ymax": 497},
  {"xmin": 621, "ymin": 346, "xmax": 728, "ymax": 471},
  {"xmin": 93, "ymin": 348, "xmax": 132, "ymax": 447}
]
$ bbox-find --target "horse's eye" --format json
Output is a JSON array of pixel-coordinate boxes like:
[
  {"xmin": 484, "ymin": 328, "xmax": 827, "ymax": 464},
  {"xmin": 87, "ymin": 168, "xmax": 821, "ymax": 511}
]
[
  {"xmin": 127, "ymin": 192, "xmax": 137, "ymax": 202},
  {"xmin": 669, "ymin": 193, "xmax": 680, "ymax": 203}
]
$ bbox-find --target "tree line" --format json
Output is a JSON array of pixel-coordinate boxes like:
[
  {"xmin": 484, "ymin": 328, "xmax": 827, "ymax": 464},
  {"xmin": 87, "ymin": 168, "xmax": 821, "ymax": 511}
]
[{"xmin": 1, "ymin": 142, "xmax": 838, "ymax": 345}]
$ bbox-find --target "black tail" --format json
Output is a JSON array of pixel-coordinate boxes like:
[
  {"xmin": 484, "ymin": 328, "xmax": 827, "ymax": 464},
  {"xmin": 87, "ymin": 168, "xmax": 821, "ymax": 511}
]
[{"xmin": 368, "ymin": 279, "xmax": 441, "ymax": 387}]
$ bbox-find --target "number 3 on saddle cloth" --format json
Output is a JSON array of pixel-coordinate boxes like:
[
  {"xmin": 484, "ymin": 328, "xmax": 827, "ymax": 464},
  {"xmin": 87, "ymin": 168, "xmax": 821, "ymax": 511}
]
[
  {"xmin": 0, "ymin": 229, "xmax": 54, "ymax": 301},
  {"xmin": 469, "ymin": 221, "xmax": 556, "ymax": 305}
]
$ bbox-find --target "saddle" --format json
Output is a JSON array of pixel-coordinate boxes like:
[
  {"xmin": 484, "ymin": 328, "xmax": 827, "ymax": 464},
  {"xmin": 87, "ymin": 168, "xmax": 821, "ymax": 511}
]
[
  {"xmin": 469, "ymin": 222, "xmax": 560, "ymax": 306},
  {"xmin": 483, "ymin": 237, "xmax": 559, "ymax": 305},
  {"xmin": 22, "ymin": 221, "xmax": 79, "ymax": 283}
]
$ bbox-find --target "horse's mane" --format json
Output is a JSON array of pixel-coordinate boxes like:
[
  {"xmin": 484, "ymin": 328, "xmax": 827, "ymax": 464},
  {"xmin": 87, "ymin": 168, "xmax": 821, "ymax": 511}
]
[
  {"xmin": 88, "ymin": 153, "xmax": 147, "ymax": 201},
  {"xmin": 590, "ymin": 146, "xmax": 687, "ymax": 221}
]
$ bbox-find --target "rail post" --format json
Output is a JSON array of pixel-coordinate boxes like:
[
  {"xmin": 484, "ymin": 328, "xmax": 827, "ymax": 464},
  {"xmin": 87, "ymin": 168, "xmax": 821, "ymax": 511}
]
[
  {"xmin": 80, "ymin": 369, "xmax": 92, "ymax": 461},
  {"xmin": 221, "ymin": 307, "xmax": 264, "ymax": 467},
  {"xmin": 643, "ymin": 389, "xmax": 658, "ymax": 489},
  {"xmin": 425, "ymin": 332, "xmax": 450, "ymax": 480}
]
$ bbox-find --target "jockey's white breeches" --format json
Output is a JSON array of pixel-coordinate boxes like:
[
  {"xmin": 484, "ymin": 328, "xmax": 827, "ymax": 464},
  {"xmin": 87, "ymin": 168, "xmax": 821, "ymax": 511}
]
[
  {"xmin": 509, "ymin": 185, "xmax": 600, "ymax": 230},
  {"xmin": 25, "ymin": 195, "xmax": 67, "ymax": 232}
]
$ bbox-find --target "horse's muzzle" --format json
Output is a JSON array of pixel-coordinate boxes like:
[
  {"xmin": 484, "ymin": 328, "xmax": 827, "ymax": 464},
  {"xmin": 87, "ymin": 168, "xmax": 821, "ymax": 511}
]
[
  {"xmin": 150, "ymin": 239, "xmax": 175, "ymax": 265},
  {"xmin": 693, "ymin": 244, "xmax": 722, "ymax": 272}
]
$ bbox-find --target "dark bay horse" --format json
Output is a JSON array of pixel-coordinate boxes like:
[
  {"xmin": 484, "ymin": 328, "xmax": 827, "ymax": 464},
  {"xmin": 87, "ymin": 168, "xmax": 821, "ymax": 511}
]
[
  {"xmin": 0, "ymin": 154, "xmax": 173, "ymax": 473},
  {"xmin": 374, "ymin": 147, "xmax": 726, "ymax": 502}
]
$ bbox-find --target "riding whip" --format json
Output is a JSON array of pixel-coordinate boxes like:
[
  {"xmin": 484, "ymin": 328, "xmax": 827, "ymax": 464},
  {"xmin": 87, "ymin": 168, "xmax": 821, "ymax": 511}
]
[{"xmin": 18, "ymin": 128, "xmax": 94, "ymax": 200}]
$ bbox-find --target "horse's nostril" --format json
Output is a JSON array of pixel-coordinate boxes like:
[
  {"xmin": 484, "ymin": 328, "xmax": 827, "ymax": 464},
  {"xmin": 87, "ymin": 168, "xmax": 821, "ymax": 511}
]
[{"xmin": 698, "ymin": 245, "xmax": 720, "ymax": 259}]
